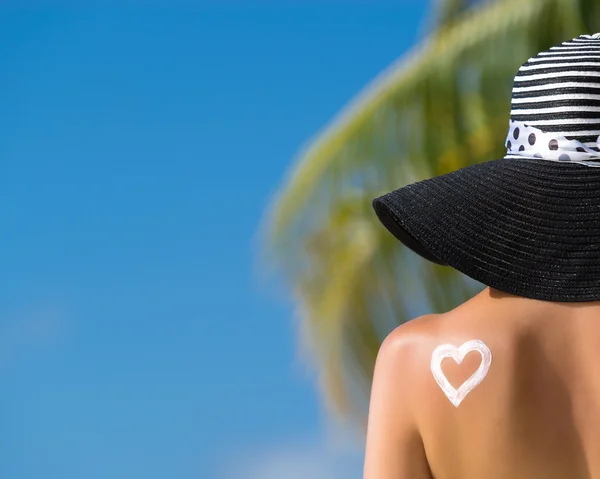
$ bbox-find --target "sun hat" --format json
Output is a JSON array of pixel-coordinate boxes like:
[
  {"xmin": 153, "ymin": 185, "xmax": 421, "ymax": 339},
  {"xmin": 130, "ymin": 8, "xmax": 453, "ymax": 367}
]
[{"xmin": 372, "ymin": 33, "xmax": 600, "ymax": 302}]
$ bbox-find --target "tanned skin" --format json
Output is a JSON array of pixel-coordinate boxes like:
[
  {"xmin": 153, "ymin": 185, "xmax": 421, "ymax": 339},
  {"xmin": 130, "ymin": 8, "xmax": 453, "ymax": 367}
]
[{"xmin": 364, "ymin": 286, "xmax": 600, "ymax": 479}]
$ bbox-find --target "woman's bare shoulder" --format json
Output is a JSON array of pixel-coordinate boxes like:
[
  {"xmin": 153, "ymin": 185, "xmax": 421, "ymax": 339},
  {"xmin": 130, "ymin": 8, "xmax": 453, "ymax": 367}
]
[
  {"xmin": 374, "ymin": 314, "xmax": 446, "ymax": 396},
  {"xmin": 376, "ymin": 308, "xmax": 499, "ymax": 408},
  {"xmin": 365, "ymin": 315, "xmax": 443, "ymax": 479},
  {"xmin": 379, "ymin": 313, "xmax": 446, "ymax": 358}
]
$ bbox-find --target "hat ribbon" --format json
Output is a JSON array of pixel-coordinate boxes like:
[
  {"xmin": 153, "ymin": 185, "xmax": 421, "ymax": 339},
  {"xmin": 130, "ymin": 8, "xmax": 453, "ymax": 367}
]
[{"xmin": 504, "ymin": 120, "xmax": 600, "ymax": 167}]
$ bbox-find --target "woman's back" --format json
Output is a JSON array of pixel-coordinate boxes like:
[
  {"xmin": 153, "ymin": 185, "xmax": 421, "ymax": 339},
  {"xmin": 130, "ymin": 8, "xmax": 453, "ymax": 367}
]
[{"xmin": 364, "ymin": 286, "xmax": 600, "ymax": 478}]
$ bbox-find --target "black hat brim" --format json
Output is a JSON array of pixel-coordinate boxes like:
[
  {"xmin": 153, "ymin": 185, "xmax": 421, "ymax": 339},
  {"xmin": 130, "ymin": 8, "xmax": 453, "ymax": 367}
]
[{"xmin": 372, "ymin": 157, "xmax": 600, "ymax": 302}]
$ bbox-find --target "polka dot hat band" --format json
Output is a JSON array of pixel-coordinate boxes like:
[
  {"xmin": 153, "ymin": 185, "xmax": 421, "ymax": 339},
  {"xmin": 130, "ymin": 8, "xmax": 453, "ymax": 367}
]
[
  {"xmin": 504, "ymin": 33, "xmax": 600, "ymax": 167},
  {"xmin": 372, "ymin": 32, "xmax": 600, "ymax": 302},
  {"xmin": 504, "ymin": 120, "xmax": 600, "ymax": 166}
]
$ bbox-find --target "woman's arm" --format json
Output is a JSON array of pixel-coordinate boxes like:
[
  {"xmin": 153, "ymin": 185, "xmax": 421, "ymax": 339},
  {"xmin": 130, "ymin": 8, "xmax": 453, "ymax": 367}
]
[{"xmin": 363, "ymin": 326, "xmax": 433, "ymax": 479}]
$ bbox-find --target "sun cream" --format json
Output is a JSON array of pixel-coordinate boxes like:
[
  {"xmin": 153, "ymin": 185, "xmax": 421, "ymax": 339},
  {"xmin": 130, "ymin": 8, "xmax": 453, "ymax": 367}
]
[{"xmin": 430, "ymin": 340, "xmax": 492, "ymax": 407}]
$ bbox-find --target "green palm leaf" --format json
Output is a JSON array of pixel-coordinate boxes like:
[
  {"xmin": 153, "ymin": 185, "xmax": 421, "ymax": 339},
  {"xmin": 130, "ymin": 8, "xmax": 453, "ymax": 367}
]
[{"xmin": 260, "ymin": 0, "xmax": 600, "ymax": 424}]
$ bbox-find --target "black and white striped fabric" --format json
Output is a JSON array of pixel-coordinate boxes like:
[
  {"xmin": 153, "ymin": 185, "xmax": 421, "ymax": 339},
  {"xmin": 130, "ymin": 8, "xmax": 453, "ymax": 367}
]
[{"xmin": 505, "ymin": 32, "xmax": 600, "ymax": 166}]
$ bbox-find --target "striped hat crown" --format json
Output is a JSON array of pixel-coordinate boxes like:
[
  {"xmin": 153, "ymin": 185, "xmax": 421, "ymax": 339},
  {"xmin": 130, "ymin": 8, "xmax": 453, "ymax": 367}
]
[{"xmin": 505, "ymin": 33, "xmax": 600, "ymax": 166}]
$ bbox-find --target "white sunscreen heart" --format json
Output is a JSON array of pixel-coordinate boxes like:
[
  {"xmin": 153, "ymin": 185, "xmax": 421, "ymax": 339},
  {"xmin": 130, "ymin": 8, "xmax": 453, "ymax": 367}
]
[{"xmin": 430, "ymin": 339, "xmax": 492, "ymax": 408}]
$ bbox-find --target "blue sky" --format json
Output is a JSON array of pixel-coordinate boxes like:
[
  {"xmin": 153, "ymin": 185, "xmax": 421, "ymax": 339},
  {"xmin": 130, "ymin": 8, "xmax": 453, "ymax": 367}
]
[{"xmin": 0, "ymin": 4, "xmax": 428, "ymax": 478}]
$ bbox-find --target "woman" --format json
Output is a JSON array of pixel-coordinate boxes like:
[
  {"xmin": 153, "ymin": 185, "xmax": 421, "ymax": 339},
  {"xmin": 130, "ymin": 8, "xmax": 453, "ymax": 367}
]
[{"xmin": 364, "ymin": 32, "xmax": 600, "ymax": 478}]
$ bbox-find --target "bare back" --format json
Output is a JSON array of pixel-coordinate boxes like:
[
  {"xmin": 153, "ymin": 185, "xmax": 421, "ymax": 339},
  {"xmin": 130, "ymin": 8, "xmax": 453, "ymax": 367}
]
[{"xmin": 364, "ymin": 286, "xmax": 600, "ymax": 478}]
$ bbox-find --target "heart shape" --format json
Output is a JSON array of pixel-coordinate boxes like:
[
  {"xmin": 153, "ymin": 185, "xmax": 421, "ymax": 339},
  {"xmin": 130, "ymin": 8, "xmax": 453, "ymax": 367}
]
[{"xmin": 430, "ymin": 339, "xmax": 492, "ymax": 408}]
